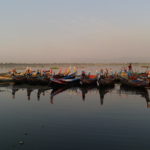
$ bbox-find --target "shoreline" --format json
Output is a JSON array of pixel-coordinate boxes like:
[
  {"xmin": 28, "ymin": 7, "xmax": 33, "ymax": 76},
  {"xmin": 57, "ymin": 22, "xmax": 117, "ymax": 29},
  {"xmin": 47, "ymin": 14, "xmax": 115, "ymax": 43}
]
[{"xmin": 0, "ymin": 62, "xmax": 150, "ymax": 66}]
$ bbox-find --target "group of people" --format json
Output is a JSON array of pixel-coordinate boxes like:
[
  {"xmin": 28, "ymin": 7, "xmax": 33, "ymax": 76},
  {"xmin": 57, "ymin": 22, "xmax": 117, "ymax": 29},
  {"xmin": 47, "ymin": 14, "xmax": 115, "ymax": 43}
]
[
  {"xmin": 9, "ymin": 66, "xmax": 77, "ymax": 77},
  {"xmin": 9, "ymin": 63, "xmax": 150, "ymax": 80},
  {"xmin": 81, "ymin": 68, "xmax": 116, "ymax": 80}
]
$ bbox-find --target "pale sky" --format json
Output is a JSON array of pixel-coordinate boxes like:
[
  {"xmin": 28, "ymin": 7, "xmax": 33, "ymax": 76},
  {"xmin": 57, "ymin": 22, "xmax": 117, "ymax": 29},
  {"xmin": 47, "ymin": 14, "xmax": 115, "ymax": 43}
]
[{"xmin": 0, "ymin": 0, "xmax": 150, "ymax": 63}]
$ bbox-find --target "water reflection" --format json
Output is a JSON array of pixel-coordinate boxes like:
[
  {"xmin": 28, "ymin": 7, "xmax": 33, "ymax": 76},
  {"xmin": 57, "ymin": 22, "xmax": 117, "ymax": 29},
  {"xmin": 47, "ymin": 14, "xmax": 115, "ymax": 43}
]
[
  {"xmin": 2, "ymin": 84, "xmax": 149, "ymax": 108},
  {"xmin": 11, "ymin": 84, "xmax": 51, "ymax": 100},
  {"xmin": 80, "ymin": 86, "xmax": 98, "ymax": 101},
  {"xmin": 50, "ymin": 85, "xmax": 112, "ymax": 104},
  {"xmin": 98, "ymin": 85, "xmax": 115, "ymax": 105},
  {"xmin": 50, "ymin": 86, "xmax": 69, "ymax": 104},
  {"xmin": 119, "ymin": 85, "xmax": 150, "ymax": 108}
]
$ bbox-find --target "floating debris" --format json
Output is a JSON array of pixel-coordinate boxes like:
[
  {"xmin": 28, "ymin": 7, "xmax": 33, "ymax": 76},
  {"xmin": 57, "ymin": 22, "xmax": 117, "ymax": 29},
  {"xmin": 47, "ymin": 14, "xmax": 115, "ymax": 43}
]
[{"xmin": 18, "ymin": 140, "xmax": 24, "ymax": 145}]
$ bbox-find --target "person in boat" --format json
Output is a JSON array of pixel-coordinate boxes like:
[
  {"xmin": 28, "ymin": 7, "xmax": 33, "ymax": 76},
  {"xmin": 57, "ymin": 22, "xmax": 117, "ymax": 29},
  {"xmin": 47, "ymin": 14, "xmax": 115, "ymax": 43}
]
[
  {"xmin": 28, "ymin": 68, "xmax": 33, "ymax": 76},
  {"xmin": 109, "ymin": 68, "xmax": 114, "ymax": 77},
  {"xmin": 127, "ymin": 63, "xmax": 133, "ymax": 78},
  {"xmin": 40, "ymin": 70, "xmax": 43, "ymax": 76},
  {"xmin": 25, "ymin": 67, "xmax": 32, "ymax": 76},
  {"xmin": 58, "ymin": 68, "xmax": 62, "ymax": 74},
  {"xmin": 81, "ymin": 71, "xmax": 86, "ymax": 79},
  {"xmin": 105, "ymin": 68, "xmax": 109, "ymax": 78},
  {"xmin": 73, "ymin": 66, "xmax": 77, "ymax": 73},
  {"xmin": 43, "ymin": 70, "xmax": 47, "ymax": 77},
  {"xmin": 114, "ymin": 71, "xmax": 118, "ymax": 77},
  {"xmin": 96, "ymin": 70, "xmax": 100, "ymax": 78},
  {"xmin": 128, "ymin": 63, "xmax": 132, "ymax": 71},
  {"xmin": 88, "ymin": 71, "xmax": 91, "ymax": 78},
  {"xmin": 36, "ymin": 69, "xmax": 40, "ymax": 76},
  {"xmin": 49, "ymin": 68, "xmax": 53, "ymax": 75},
  {"xmin": 97, "ymin": 69, "xmax": 104, "ymax": 86},
  {"xmin": 124, "ymin": 67, "xmax": 127, "ymax": 73},
  {"xmin": 100, "ymin": 69, "xmax": 104, "ymax": 79},
  {"xmin": 64, "ymin": 67, "xmax": 70, "ymax": 76},
  {"xmin": 10, "ymin": 68, "xmax": 17, "ymax": 76},
  {"xmin": 25, "ymin": 68, "xmax": 30, "ymax": 76}
]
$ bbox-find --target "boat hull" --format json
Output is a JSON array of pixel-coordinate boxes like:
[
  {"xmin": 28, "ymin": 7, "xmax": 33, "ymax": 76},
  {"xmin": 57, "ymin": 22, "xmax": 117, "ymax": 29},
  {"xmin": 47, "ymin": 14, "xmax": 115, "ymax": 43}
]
[
  {"xmin": 80, "ymin": 78, "xmax": 97, "ymax": 86},
  {"xmin": 97, "ymin": 78, "xmax": 115, "ymax": 87},
  {"xmin": 119, "ymin": 77, "xmax": 149, "ymax": 88},
  {"xmin": 50, "ymin": 78, "xmax": 80, "ymax": 87}
]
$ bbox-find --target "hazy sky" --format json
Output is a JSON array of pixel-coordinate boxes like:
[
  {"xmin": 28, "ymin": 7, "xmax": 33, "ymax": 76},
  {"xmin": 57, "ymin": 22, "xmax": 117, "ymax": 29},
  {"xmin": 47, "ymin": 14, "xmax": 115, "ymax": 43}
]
[{"xmin": 0, "ymin": 0, "xmax": 150, "ymax": 63}]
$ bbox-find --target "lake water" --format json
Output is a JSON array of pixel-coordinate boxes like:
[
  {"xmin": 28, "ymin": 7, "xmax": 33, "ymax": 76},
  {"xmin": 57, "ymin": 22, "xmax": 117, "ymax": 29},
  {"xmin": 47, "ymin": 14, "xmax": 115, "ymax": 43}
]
[
  {"xmin": 0, "ymin": 82, "xmax": 150, "ymax": 150},
  {"xmin": 1, "ymin": 65, "xmax": 150, "ymax": 150}
]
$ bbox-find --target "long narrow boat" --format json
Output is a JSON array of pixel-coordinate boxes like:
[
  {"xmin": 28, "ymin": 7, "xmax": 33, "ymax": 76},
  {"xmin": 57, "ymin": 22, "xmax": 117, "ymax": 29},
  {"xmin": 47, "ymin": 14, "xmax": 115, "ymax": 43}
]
[
  {"xmin": 26, "ymin": 76, "xmax": 50, "ymax": 85},
  {"xmin": 12, "ymin": 71, "xmax": 77, "ymax": 85},
  {"xmin": 0, "ymin": 72, "xmax": 13, "ymax": 83},
  {"xmin": 119, "ymin": 77, "xmax": 149, "ymax": 88},
  {"xmin": 53, "ymin": 72, "xmax": 77, "ymax": 79},
  {"xmin": 97, "ymin": 77, "xmax": 115, "ymax": 87},
  {"xmin": 12, "ymin": 75, "xmax": 27, "ymax": 84},
  {"xmin": 0, "ymin": 76, "xmax": 13, "ymax": 82},
  {"xmin": 80, "ymin": 75, "xmax": 97, "ymax": 86},
  {"xmin": 50, "ymin": 77, "xmax": 80, "ymax": 87}
]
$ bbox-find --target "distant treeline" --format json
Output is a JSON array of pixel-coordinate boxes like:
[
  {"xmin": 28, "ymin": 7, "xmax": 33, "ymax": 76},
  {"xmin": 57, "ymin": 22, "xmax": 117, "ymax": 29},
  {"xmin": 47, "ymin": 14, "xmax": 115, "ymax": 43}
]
[
  {"xmin": 0, "ymin": 63, "xmax": 150, "ymax": 70},
  {"xmin": 0, "ymin": 63, "xmax": 150, "ymax": 72},
  {"xmin": 0, "ymin": 62, "xmax": 150, "ymax": 66}
]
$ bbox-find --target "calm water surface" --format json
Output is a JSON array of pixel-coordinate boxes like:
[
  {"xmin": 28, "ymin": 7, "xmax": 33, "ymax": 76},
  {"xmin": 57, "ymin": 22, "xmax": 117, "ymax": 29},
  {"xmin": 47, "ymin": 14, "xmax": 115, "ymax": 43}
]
[
  {"xmin": 1, "ymin": 65, "xmax": 150, "ymax": 150},
  {"xmin": 0, "ymin": 83, "xmax": 150, "ymax": 150}
]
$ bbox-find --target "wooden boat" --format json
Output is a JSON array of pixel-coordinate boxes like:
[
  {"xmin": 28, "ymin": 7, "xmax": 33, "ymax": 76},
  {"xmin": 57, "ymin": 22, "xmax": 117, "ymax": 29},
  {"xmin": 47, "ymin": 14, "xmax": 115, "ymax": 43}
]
[
  {"xmin": 13, "ymin": 74, "xmax": 75, "ymax": 85},
  {"xmin": 13, "ymin": 72, "xmax": 51, "ymax": 85},
  {"xmin": 11, "ymin": 69, "xmax": 78, "ymax": 85},
  {"xmin": 52, "ymin": 72, "xmax": 77, "ymax": 79},
  {"xmin": 26, "ymin": 76, "xmax": 50, "ymax": 85},
  {"xmin": 52, "ymin": 74, "xmax": 65, "ymax": 79},
  {"xmin": 0, "ymin": 72, "xmax": 13, "ymax": 82},
  {"xmin": 80, "ymin": 78, "xmax": 97, "ymax": 86},
  {"xmin": 0, "ymin": 76, "xmax": 13, "ymax": 82},
  {"xmin": 80, "ymin": 75, "xmax": 97, "ymax": 86},
  {"xmin": 12, "ymin": 75, "xmax": 27, "ymax": 84},
  {"xmin": 50, "ymin": 77, "xmax": 80, "ymax": 87},
  {"xmin": 97, "ymin": 77, "xmax": 115, "ymax": 87},
  {"xmin": 39, "ymin": 77, "xmax": 50, "ymax": 85},
  {"xmin": 119, "ymin": 77, "xmax": 149, "ymax": 88}
]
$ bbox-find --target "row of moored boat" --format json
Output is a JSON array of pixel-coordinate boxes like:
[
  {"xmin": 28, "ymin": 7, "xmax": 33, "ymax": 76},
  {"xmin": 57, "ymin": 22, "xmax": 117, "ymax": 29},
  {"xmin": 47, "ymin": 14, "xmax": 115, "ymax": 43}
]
[{"xmin": 0, "ymin": 66, "xmax": 150, "ymax": 89}]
